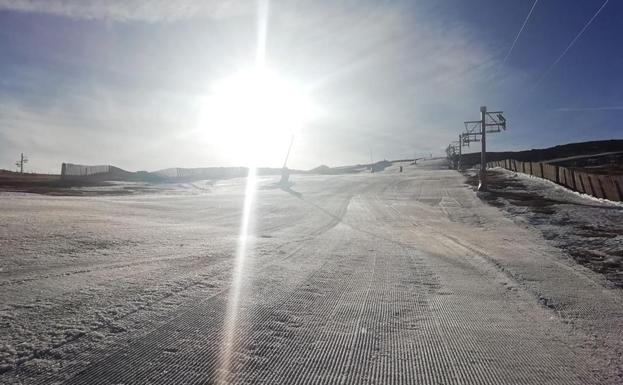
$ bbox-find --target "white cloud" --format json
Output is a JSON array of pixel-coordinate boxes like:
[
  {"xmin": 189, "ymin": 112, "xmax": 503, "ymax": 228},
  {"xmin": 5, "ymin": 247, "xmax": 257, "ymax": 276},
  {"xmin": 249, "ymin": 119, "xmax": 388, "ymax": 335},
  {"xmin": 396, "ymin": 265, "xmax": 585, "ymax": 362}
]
[
  {"xmin": 0, "ymin": 0, "xmax": 250, "ymax": 22},
  {"xmin": 0, "ymin": 1, "xmax": 512, "ymax": 171}
]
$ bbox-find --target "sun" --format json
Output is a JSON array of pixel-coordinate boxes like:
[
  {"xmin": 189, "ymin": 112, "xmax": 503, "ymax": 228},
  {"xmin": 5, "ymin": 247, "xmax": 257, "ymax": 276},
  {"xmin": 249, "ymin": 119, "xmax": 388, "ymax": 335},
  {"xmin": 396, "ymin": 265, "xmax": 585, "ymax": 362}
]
[{"xmin": 198, "ymin": 68, "xmax": 312, "ymax": 167}]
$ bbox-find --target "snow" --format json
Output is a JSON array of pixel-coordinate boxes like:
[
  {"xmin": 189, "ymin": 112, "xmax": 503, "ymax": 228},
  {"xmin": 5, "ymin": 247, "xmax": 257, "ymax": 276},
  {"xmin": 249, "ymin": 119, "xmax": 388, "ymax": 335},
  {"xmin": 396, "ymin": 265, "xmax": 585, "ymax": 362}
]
[
  {"xmin": 479, "ymin": 167, "xmax": 623, "ymax": 287},
  {"xmin": 1, "ymin": 162, "xmax": 622, "ymax": 384},
  {"xmin": 493, "ymin": 167, "xmax": 623, "ymax": 207}
]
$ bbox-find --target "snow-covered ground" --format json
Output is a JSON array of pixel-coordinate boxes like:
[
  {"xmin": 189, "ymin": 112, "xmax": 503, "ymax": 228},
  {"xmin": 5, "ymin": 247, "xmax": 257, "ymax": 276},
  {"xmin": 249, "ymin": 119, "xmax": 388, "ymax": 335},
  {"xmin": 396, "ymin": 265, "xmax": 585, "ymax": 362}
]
[
  {"xmin": 1, "ymin": 161, "xmax": 622, "ymax": 384},
  {"xmin": 469, "ymin": 167, "xmax": 623, "ymax": 287}
]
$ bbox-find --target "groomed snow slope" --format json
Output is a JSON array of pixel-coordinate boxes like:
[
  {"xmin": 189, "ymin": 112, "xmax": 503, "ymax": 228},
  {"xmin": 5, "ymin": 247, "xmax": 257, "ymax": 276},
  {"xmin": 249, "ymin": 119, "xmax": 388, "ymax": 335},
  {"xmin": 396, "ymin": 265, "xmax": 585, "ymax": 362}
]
[{"xmin": 1, "ymin": 160, "xmax": 621, "ymax": 384}]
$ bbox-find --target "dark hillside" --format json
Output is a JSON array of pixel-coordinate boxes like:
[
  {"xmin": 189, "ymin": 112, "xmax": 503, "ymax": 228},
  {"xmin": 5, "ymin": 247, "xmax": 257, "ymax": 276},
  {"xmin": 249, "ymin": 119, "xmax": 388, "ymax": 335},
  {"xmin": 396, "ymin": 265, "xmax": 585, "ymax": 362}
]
[{"xmin": 460, "ymin": 139, "xmax": 623, "ymax": 168}]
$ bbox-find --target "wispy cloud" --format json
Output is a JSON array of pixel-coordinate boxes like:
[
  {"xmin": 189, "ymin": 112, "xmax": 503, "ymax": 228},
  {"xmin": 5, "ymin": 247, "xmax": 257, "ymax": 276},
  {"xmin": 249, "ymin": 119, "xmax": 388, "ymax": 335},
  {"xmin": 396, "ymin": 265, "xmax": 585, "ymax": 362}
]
[
  {"xmin": 555, "ymin": 106, "xmax": 623, "ymax": 112},
  {"xmin": 0, "ymin": 81, "xmax": 203, "ymax": 172},
  {"xmin": 0, "ymin": 1, "xmax": 506, "ymax": 170},
  {"xmin": 0, "ymin": 0, "xmax": 250, "ymax": 22}
]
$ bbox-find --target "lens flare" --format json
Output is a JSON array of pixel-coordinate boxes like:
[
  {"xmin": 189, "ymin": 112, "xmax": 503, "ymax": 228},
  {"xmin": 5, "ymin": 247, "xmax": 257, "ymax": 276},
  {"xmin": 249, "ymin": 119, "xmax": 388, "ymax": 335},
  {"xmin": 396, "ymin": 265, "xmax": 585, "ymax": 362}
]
[
  {"xmin": 216, "ymin": 1, "xmax": 269, "ymax": 382},
  {"xmin": 217, "ymin": 167, "xmax": 257, "ymax": 383}
]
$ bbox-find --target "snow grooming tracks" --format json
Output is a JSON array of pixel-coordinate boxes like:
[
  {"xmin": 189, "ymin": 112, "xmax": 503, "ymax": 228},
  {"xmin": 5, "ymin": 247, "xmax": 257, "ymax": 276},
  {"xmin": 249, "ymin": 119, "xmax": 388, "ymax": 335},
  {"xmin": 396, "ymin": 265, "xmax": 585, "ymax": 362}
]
[
  {"xmin": 63, "ymin": 195, "xmax": 595, "ymax": 384},
  {"xmin": 56, "ymin": 224, "xmax": 357, "ymax": 384},
  {"xmin": 3, "ymin": 183, "xmax": 357, "ymax": 382},
  {"xmin": 6, "ymin": 166, "xmax": 613, "ymax": 384}
]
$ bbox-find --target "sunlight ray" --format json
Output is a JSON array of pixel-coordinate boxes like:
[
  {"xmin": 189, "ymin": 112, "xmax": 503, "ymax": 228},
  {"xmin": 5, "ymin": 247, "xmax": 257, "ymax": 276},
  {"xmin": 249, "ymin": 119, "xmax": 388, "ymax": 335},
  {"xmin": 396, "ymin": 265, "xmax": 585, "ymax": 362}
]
[{"xmin": 216, "ymin": 1, "xmax": 269, "ymax": 382}]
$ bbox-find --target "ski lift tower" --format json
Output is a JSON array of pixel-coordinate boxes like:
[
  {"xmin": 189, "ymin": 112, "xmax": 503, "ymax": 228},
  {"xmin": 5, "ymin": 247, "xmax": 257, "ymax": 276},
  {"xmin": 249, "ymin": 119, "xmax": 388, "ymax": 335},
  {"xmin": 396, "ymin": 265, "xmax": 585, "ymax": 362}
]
[{"xmin": 463, "ymin": 106, "xmax": 507, "ymax": 191}]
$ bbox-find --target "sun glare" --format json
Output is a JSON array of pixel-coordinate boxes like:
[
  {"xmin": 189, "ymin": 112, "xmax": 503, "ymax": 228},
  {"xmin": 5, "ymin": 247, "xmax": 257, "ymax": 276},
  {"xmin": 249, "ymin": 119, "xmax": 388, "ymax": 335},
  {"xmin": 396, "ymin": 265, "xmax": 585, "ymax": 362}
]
[{"xmin": 199, "ymin": 68, "xmax": 312, "ymax": 167}]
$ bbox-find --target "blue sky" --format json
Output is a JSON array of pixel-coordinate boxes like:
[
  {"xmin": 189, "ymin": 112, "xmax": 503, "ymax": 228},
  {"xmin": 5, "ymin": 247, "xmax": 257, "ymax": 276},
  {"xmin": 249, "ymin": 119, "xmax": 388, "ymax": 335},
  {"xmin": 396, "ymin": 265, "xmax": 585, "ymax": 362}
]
[{"xmin": 0, "ymin": 0, "xmax": 621, "ymax": 172}]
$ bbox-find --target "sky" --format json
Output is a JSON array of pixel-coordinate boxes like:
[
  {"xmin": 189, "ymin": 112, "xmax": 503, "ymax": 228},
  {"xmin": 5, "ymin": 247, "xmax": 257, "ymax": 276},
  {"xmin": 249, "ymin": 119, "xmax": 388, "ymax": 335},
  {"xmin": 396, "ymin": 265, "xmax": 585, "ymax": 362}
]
[{"xmin": 0, "ymin": 0, "xmax": 621, "ymax": 173}]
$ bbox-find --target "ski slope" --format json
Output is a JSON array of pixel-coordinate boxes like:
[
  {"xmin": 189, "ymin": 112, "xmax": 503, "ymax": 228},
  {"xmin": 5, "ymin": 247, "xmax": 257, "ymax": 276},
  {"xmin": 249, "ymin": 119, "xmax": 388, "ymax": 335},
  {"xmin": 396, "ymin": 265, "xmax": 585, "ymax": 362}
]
[{"xmin": 1, "ymin": 159, "xmax": 621, "ymax": 384}]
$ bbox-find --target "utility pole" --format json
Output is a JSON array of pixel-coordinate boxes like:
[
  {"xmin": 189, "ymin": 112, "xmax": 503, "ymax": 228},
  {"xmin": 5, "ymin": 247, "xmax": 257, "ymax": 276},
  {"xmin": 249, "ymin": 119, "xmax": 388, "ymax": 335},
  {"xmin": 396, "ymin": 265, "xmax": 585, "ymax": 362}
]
[
  {"xmin": 15, "ymin": 153, "xmax": 28, "ymax": 174},
  {"xmin": 479, "ymin": 106, "xmax": 487, "ymax": 190}
]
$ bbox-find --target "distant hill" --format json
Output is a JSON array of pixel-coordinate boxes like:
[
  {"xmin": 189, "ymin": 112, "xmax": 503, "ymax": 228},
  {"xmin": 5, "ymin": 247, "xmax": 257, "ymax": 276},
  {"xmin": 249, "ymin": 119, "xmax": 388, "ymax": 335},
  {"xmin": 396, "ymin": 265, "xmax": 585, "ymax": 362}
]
[
  {"xmin": 57, "ymin": 160, "xmax": 396, "ymax": 182},
  {"xmin": 308, "ymin": 160, "xmax": 394, "ymax": 174},
  {"xmin": 57, "ymin": 163, "xmax": 306, "ymax": 183},
  {"xmin": 459, "ymin": 139, "xmax": 623, "ymax": 168}
]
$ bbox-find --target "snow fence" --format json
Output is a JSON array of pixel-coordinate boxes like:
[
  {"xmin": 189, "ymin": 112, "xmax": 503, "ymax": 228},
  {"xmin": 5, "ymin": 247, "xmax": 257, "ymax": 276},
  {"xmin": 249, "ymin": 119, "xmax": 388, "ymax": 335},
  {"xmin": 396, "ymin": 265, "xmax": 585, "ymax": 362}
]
[
  {"xmin": 487, "ymin": 160, "xmax": 623, "ymax": 202},
  {"xmin": 60, "ymin": 163, "xmax": 131, "ymax": 181}
]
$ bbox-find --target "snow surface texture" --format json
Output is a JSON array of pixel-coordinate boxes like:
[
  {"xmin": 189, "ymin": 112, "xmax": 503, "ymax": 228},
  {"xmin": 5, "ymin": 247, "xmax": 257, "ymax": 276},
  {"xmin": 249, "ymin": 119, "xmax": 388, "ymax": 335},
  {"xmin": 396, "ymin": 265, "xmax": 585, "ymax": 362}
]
[
  {"xmin": 1, "ymin": 160, "xmax": 622, "ymax": 384},
  {"xmin": 476, "ymin": 167, "xmax": 623, "ymax": 287}
]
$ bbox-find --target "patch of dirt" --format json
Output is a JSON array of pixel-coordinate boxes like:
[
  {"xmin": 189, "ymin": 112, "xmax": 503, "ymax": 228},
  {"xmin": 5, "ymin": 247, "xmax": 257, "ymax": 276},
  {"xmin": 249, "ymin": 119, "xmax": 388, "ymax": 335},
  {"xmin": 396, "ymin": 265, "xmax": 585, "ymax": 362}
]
[{"xmin": 465, "ymin": 169, "xmax": 623, "ymax": 288}]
